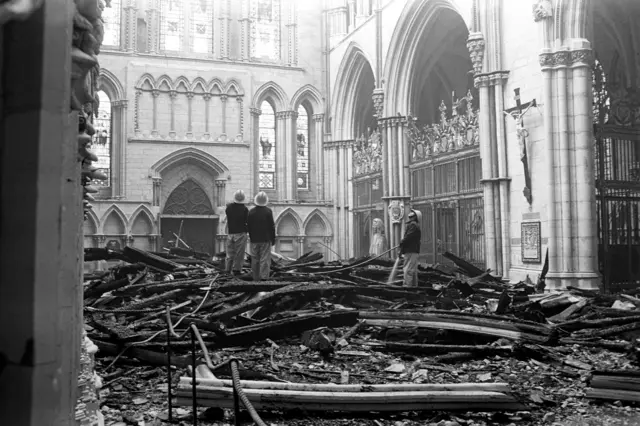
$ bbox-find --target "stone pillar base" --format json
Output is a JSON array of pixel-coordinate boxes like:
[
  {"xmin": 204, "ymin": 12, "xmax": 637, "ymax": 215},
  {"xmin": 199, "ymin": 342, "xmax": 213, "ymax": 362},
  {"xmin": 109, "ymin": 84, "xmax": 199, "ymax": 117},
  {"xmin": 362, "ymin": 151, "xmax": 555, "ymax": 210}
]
[{"xmin": 546, "ymin": 272, "xmax": 601, "ymax": 292}]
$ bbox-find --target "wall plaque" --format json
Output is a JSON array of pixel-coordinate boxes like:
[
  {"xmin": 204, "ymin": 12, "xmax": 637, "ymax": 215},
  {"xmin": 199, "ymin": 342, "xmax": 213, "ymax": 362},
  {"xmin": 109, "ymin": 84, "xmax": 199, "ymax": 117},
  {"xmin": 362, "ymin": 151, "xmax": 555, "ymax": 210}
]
[
  {"xmin": 388, "ymin": 200, "xmax": 405, "ymax": 224},
  {"xmin": 521, "ymin": 221, "xmax": 541, "ymax": 263}
]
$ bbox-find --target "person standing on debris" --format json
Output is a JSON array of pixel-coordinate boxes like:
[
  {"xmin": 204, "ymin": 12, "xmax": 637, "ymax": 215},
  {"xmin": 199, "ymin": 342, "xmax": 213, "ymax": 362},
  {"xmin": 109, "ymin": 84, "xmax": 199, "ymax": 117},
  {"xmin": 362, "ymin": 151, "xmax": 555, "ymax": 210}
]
[
  {"xmin": 399, "ymin": 209, "xmax": 422, "ymax": 287},
  {"xmin": 247, "ymin": 191, "xmax": 276, "ymax": 281},
  {"xmin": 225, "ymin": 190, "xmax": 249, "ymax": 275}
]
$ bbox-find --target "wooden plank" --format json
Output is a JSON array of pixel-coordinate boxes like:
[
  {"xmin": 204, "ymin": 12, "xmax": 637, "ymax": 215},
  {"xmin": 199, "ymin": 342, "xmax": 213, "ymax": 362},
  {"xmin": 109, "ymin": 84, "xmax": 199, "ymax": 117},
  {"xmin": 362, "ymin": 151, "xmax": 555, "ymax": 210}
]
[
  {"xmin": 177, "ymin": 379, "xmax": 512, "ymax": 394},
  {"xmin": 173, "ymin": 397, "xmax": 527, "ymax": 412}
]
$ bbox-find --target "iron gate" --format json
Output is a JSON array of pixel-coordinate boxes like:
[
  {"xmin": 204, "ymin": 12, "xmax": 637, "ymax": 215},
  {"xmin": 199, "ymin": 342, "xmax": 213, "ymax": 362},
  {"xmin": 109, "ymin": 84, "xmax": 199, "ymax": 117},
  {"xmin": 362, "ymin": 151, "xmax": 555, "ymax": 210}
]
[{"xmin": 593, "ymin": 58, "xmax": 640, "ymax": 291}]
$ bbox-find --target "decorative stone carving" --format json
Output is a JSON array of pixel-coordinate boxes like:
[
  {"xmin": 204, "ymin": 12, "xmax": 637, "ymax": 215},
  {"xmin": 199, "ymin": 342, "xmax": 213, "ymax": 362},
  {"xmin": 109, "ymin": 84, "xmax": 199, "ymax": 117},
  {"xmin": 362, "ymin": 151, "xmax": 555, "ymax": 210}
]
[
  {"xmin": 405, "ymin": 90, "xmax": 479, "ymax": 162},
  {"xmin": 601, "ymin": 54, "xmax": 640, "ymax": 128},
  {"xmin": 372, "ymin": 88, "xmax": 384, "ymax": 118},
  {"xmin": 353, "ymin": 130, "xmax": 382, "ymax": 176},
  {"xmin": 466, "ymin": 32, "xmax": 485, "ymax": 76},
  {"xmin": 532, "ymin": 0, "xmax": 553, "ymax": 22},
  {"xmin": 369, "ymin": 218, "xmax": 387, "ymax": 256},
  {"xmin": 570, "ymin": 49, "xmax": 594, "ymax": 66},
  {"xmin": 538, "ymin": 52, "xmax": 554, "ymax": 68},
  {"xmin": 388, "ymin": 200, "xmax": 405, "ymax": 224}
]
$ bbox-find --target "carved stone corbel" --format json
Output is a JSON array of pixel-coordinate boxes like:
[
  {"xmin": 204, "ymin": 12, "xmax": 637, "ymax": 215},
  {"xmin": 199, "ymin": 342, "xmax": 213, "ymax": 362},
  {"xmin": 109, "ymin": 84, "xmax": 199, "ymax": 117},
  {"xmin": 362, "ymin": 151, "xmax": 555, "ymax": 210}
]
[
  {"xmin": 466, "ymin": 32, "xmax": 485, "ymax": 76},
  {"xmin": 532, "ymin": 0, "xmax": 553, "ymax": 22}
]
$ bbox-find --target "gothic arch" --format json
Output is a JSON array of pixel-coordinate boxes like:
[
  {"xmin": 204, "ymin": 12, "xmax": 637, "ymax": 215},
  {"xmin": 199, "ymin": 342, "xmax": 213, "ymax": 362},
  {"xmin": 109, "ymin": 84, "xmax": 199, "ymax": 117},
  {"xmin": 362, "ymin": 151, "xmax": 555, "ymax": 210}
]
[
  {"xmin": 163, "ymin": 179, "xmax": 215, "ymax": 215},
  {"xmin": 290, "ymin": 85, "xmax": 323, "ymax": 113},
  {"xmin": 100, "ymin": 205, "xmax": 128, "ymax": 234},
  {"xmin": 331, "ymin": 42, "xmax": 376, "ymax": 139},
  {"xmin": 208, "ymin": 78, "xmax": 225, "ymax": 95},
  {"xmin": 136, "ymin": 73, "xmax": 156, "ymax": 90},
  {"xmin": 303, "ymin": 209, "xmax": 333, "ymax": 237},
  {"xmin": 175, "ymin": 76, "xmax": 190, "ymax": 92},
  {"xmin": 192, "ymin": 77, "xmax": 208, "ymax": 93},
  {"xmin": 98, "ymin": 68, "xmax": 125, "ymax": 101},
  {"xmin": 252, "ymin": 81, "xmax": 289, "ymax": 111},
  {"xmin": 275, "ymin": 208, "xmax": 303, "ymax": 235},
  {"xmin": 225, "ymin": 79, "xmax": 245, "ymax": 96},
  {"xmin": 156, "ymin": 74, "xmax": 175, "ymax": 91},
  {"xmin": 150, "ymin": 147, "xmax": 230, "ymax": 179},
  {"xmin": 383, "ymin": 0, "xmax": 467, "ymax": 116},
  {"xmin": 84, "ymin": 210, "xmax": 100, "ymax": 234},
  {"xmin": 129, "ymin": 205, "xmax": 157, "ymax": 234}
]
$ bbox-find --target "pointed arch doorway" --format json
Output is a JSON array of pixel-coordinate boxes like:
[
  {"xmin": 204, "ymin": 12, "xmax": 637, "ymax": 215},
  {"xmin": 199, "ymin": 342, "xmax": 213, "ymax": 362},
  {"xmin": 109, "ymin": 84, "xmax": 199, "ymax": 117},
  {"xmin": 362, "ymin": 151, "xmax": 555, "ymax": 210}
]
[{"xmin": 159, "ymin": 179, "xmax": 218, "ymax": 256}]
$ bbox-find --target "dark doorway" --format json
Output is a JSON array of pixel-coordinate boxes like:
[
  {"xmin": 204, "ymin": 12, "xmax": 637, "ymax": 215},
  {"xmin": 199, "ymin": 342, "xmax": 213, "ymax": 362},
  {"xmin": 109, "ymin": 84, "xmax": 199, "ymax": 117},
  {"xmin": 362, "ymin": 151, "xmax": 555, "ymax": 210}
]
[{"xmin": 160, "ymin": 217, "xmax": 217, "ymax": 256}]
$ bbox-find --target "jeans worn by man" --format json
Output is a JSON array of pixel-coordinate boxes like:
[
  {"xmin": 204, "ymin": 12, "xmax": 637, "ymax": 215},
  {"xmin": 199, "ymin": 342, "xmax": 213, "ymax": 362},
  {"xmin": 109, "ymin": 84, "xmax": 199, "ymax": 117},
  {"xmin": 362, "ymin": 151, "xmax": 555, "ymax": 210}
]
[
  {"xmin": 399, "ymin": 209, "xmax": 422, "ymax": 287},
  {"xmin": 247, "ymin": 191, "xmax": 276, "ymax": 281},
  {"xmin": 225, "ymin": 190, "xmax": 249, "ymax": 275}
]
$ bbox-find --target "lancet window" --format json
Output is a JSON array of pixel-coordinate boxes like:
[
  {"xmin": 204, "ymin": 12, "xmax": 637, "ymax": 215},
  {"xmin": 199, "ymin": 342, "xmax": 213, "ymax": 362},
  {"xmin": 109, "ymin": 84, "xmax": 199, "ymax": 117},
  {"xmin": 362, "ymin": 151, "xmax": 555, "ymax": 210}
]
[
  {"xmin": 259, "ymin": 101, "xmax": 276, "ymax": 189},
  {"xmin": 250, "ymin": 0, "xmax": 281, "ymax": 61},
  {"xmin": 101, "ymin": 0, "xmax": 122, "ymax": 47},
  {"xmin": 190, "ymin": 0, "xmax": 213, "ymax": 53},
  {"xmin": 93, "ymin": 91, "xmax": 112, "ymax": 187},
  {"xmin": 160, "ymin": 0, "xmax": 185, "ymax": 52},
  {"xmin": 296, "ymin": 105, "xmax": 310, "ymax": 190}
]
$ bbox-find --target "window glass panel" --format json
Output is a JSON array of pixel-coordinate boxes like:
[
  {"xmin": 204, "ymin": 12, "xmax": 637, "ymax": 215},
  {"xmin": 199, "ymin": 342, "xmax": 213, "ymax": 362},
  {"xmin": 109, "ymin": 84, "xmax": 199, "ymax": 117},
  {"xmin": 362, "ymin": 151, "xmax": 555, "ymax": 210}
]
[
  {"xmin": 251, "ymin": 0, "xmax": 281, "ymax": 61},
  {"xmin": 102, "ymin": 0, "xmax": 122, "ymax": 47},
  {"xmin": 93, "ymin": 91, "xmax": 112, "ymax": 187},
  {"xmin": 190, "ymin": 0, "xmax": 212, "ymax": 53},
  {"xmin": 296, "ymin": 105, "xmax": 310, "ymax": 189},
  {"xmin": 259, "ymin": 101, "xmax": 276, "ymax": 189},
  {"xmin": 161, "ymin": 0, "xmax": 184, "ymax": 52}
]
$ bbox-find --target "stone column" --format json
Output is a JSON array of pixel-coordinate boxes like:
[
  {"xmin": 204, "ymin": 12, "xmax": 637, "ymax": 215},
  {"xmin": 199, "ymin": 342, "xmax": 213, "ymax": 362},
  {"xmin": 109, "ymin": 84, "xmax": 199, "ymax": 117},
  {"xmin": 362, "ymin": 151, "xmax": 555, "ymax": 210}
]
[
  {"xmin": 203, "ymin": 94, "xmax": 212, "ymax": 140},
  {"xmin": 250, "ymin": 107, "xmax": 261, "ymax": 195},
  {"xmin": 111, "ymin": 100, "xmax": 128, "ymax": 198},
  {"xmin": 134, "ymin": 88, "xmax": 142, "ymax": 136},
  {"xmin": 313, "ymin": 113, "xmax": 325, "ymax": 199},
  {"xmin": 152, "ymin": 177, "xmax": 162, "ymax": 206},
  {"xmin": 239, "ymin": 0, "xmax": 251, "ymax": 61},
  {"xmin": 237, "ymin": 97, "xmax": 244, "ymax": 140},
  {"xmin": 146, "ymin": 0, "xmax": 160, "ymax": 54},
  {"xmin": 276, "ymin": 110, "xmax": 297, "ymax": 201},
  {"xmin": 476, "ymin": 76, "xmax": 498, "ymax": 273},
  {"xmin": 286, "ymin": 0, "xmax": 297, "ymax": 66},
  {"xmin": 347, "ymin": 0, "xmax": 356, "ymax": 32},
  {"xmin": 346, "ymin": 141, "xmax": 354, "ymax": 258},
  {"xmin": 215, "ymin": 179, "xmax": 227, "ymax": 207},
  {"xmin": 124, "ymin": 0, "xmax": 138, "ymax": 52},
  {"xmin": 323, "ymin": 236, "xmax": 334, "ymax": 261},
  {"xmin": 220, "ymin": 94, "xmax": 228, "ymax": 139},
  {"xmin": 493, "ymin": 73, "xmax": 511, "ymax": 277},
  {"xmin": 219, "ymin": 0, "xmax": 231, "ymax": 59},
  {"xmin": 570, "ymin": 44, "xmax": 600, "ymax": 288},
  {"xmin": 186, "ymin": 92, "xmax": 194, "ymax": 139},
  {"xmin": 297, "ymin": 236, "xmax": 305, "ymax": 257},
  {"xmin": 151, "ymin": 89, "xmax": 159, "ymax": 137},
  {"xmin": 169, "ymin": 90, "xmax": 177, "ymax": 139}
]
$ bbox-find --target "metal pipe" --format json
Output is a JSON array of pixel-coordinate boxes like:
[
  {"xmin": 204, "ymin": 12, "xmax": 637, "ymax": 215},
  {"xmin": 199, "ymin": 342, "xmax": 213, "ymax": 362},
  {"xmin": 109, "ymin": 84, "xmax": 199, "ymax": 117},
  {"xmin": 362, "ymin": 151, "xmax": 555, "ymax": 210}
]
[
  {"xmin": 190, "ymin": 324, "xmax": 198, "ymax": 426},
  {"xmin": 166, "ymin": 306, "xmax": 173, "ymax": 422}
]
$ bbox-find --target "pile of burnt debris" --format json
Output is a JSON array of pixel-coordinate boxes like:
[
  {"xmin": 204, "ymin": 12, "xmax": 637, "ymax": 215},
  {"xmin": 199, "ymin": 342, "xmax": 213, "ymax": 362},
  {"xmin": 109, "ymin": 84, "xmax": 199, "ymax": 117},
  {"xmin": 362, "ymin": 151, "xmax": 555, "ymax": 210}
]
[{"xmin": 84, "ymin": 247, "xmax": 640, "ymax": 425}]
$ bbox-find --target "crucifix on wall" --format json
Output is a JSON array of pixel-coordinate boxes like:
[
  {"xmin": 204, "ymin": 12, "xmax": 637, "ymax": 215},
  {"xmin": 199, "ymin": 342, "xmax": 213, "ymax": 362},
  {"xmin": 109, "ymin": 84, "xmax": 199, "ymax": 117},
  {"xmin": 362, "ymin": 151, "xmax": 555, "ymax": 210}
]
[{"xmin": 504, "ymin": 88, "xmax": 537, "ymax": 205}]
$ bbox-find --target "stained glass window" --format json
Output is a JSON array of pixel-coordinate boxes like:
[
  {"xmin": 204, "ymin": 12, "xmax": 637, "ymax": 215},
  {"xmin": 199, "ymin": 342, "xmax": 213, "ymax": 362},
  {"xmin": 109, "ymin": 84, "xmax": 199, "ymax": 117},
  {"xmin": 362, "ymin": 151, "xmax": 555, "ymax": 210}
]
[
  {"xmin": 160, "ymin": 0, "xmax": 184, "ymax": 52},
  {"xmin": 296, "ymin": 105, "xmax": 310, "ymax": 190},
  {"xmin": 259, "ymin": 101, "xmax": 276, "ymax": 189},
  {"xmin": 93, "ymin": 91, "xmax": 112, "ymax": 187},
  {"xmin": 190, "ymin": 0, "xmax": 212, "ymax": 53},
  {"xmin": 102, "ymin": 0, "xmax": 121, "ymax": 47},
  {"xmin": 251, "ymin": 0, "xmax": 281, "ymax": 61}
]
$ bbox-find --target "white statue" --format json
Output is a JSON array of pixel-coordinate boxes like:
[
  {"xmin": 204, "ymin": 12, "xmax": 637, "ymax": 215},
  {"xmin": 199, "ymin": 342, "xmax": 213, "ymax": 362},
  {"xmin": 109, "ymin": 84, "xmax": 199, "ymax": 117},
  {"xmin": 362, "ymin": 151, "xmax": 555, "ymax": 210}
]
[{"xmin": 369, "ymin": 218, "xmax": 387, "ymax": 257}]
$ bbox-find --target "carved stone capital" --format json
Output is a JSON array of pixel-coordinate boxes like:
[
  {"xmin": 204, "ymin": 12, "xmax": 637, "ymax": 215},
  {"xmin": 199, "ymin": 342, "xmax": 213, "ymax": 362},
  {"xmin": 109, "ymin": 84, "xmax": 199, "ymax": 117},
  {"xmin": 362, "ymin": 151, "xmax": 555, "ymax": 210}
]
[
  {"xmin": 532, "ymin": 0, "xmax": 553, "ymax": 22},
  {"xmin": 466, "ymin": 32, "xmax": 486, "ymax": 76},
  {"xmin": 539, "ymin": 50, "xmax": 572, "ymax": 69},
  {"xmin": 313, "ymin": 113, "xmax": 325, "ymax": 122},
  {"xmin": 186, "ymin": 91, "xmax": 194, "ymax": 99},
  {"xmin": 276, "ymin": 110, "xmax": 297, "ymax": 120},
  {"xmin": 570, "ymin": 49, "xmax": 594, "ymax": 66},
  {"xmin": 151, "ymin": 89, "xmax": 160, "ymax": 97},
  {"xmin": 112, "ymin": 100, "xmax": 128, "ymax": 108},
  {"xmin": 250, "ymin": 107, "xmax": 262, "ymax": 117},
  {"xmin": 203, "ymin": 93, "xmax": 212, "ymax": 101},
  {"xmin": 169, "ymin": 90, "xmax": 177, "ymax": 99},
  {"xmin": 215, "ymin": 179, "xmax": 226, "ymax": 188},
  {"xmin": 220, "ymin": 94, "xmax": 228, "ymax": 102},
  {"xmin": 372, "ymin": 88, "xmax": 384, "ymax": 118}
]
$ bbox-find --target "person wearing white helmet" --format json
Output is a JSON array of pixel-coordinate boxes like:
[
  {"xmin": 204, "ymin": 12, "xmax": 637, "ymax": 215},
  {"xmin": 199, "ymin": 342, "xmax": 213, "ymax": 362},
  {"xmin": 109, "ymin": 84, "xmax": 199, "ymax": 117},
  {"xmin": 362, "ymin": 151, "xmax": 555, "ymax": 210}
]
[
  {"xmin": 247, "ymin": 191, "xmax": 276, "ymax": 281},
  {"xmin": 225, "ymin": 190, "xmax": 249, "ymax": 275},
  {"xmin": 399, "ymin": 209, "xmax": 422, "ymax": 287}
]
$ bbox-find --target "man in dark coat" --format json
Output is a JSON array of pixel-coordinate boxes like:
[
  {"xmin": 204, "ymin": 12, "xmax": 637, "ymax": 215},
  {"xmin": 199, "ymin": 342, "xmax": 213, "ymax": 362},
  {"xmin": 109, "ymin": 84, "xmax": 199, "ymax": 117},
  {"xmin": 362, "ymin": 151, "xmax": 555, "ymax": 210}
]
[
  {"xmin": 399, "ymin": 209, "xmax": 422, "ymax": 287},
  {"xmin": 225, "ymin": 190, "xmax": 249, "ymax": 275},
  {"xmin": 247, "ymin": 191, "xmax": 276, "ymax": 281}
]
